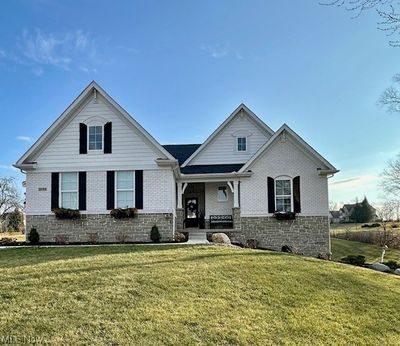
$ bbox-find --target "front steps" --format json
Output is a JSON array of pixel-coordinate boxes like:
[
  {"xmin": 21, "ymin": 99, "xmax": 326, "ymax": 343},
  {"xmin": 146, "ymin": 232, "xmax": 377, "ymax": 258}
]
[{"xmin": 186, "ymin": 229, "xmax": 209, "ymax": 244}]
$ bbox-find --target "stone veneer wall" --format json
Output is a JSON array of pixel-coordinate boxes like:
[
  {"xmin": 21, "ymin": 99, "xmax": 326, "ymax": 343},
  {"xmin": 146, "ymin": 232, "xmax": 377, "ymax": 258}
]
[
  {"xmin": 176, "ymin": 208, "xmax": 184, "ymax": 232},
  {"xmin": 26, "ymin": 213, "xmax": 174, "ymax": 243},
  {"xmin": 224, "ymin": 209, "xmax": 330, "ymax": 257}
]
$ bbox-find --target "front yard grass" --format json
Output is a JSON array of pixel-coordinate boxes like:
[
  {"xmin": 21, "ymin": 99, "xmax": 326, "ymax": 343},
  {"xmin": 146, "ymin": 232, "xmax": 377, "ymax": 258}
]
[
  {"xmin": 331, "ymin": 238, "xmax": 400, "ymax": 262},
  {"xmin": 0, "ymin": 245, "xmax": 399, "ymax": 345}
]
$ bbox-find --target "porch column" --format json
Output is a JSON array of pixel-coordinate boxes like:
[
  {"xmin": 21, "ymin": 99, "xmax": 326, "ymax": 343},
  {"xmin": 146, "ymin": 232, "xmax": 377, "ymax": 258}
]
[
  {"xmin": 233, "ymin": 181, "xmax": 239, "ymax": 208},
  {"xmin": 177, "ymin": 183, "xmax": 183, "ymax": 209},
  {"xmin": 177, "ymin": 182, "xmax": 188, "ymax": 209}
]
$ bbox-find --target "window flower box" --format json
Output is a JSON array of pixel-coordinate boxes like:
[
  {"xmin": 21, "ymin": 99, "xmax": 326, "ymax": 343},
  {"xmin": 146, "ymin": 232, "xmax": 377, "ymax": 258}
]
[
  {"xmin": 52, "ymin": 208, "xmax": 81, "ymax": 220},
  {"xmin": 110, "ymin": 208, "xmax": 137, "ymax": 219},
  {"xmin": 273, "ymin": 211, "xmax": 296, "ymax": 221}
]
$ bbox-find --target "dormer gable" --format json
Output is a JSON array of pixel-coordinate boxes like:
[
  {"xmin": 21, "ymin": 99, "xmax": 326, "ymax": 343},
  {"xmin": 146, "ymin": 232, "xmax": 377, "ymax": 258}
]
[{"xmin": 182, "ymin": 104, "xmax": 274, "ymax": 166}]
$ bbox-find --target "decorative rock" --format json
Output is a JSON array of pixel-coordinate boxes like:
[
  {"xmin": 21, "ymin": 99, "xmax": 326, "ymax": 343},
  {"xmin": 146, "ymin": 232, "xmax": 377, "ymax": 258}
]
[
  {"xmin": 369, "ymin": 263, "xmax": 391, "ymax": 273},
  {"xmin": 174, "ymin": 231, "xmax": 187, "ymax": 242},
  {"xmin": 394, "ymin": 268, "xmax": 400, "ymax": 276},
  {"xmin": 211, "ymin": 233, "xmax": 231, "ymax": 245}
]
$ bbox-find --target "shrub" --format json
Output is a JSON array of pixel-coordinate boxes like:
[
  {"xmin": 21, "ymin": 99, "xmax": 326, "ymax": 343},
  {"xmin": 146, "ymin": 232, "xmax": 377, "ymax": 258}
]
[
  {"xmin": 341, "ymin": 255, "xmax": 365, "ymax": 266},
  {"xmin": 150, "ymin": 225, "xmax": 161, "ymax": 243},
  {"xmin": 274, "ymin": 212, "xmax": 296, "ymax": 221},
  {"xmin": 245, "ymin": 239, "xmax": 259, "ymax": 249},
  {"xmin": 361, "ymin": 223, "xmax": 381, "ymax": 228},
  {"xmin": 110, "ymin": 208, "xmax": 137, "ymax": 219},
  {"xmin": 282, "ymin": 245, "xmax": 293, "ymax": 253},
  {"xmin": 383, "ymin": 260, "xmax": 399, "ymax": 270},
  {"xmin": 55, "ymin": 234, "xmax": 69, "ymax": 245},
  {"xmin": 52, "ymin": 208, "xmax": 80, "ymax": 220},
  {"xmin": 28, "ymin": 227, "xmax": 40, "ymax": 244}
]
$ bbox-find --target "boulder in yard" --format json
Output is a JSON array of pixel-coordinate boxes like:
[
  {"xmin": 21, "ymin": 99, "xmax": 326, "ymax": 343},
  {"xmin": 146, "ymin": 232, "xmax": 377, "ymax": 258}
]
[
  {"xmin": 175, "ymin": 231, "xmax": 187, "ymax": 242},
  {"xmin": 369, "ymin": 263, "xmax": 391, "ymax": 273},
  {"xmin": 394, "ymin": 268, "xmax": 400, "ymax": 276},
  {"xmin": 211, "ymin": 233, "xmax": 231, "ymax": 245}
]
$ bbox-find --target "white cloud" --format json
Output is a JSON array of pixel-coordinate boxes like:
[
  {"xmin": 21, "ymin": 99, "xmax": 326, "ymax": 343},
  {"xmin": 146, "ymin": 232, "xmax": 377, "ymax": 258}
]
[
  {"xmin": 202, "ymin": 45, "xmax": 228, "ymax": 59},
  {"xmin": 32, "ymin": 67, "xmax": 44, "ymax": 76},
  {"xmin": 330, "ymin": 175, "xmax": 381, "ymax": 191},
  {"xmin": 0, "ymin": 164, "xmax": 18, "ymax": 172},
  {"xmin": 16, "ymin": 135, "xmax": 32, "ymax": 142},
  {"xmin": 201, "ymin": 44, "xmax": 243, "ymax": 60},
  {"xmin": 0, "ymin": 28, "xmax": 103, "ymax": 75}
]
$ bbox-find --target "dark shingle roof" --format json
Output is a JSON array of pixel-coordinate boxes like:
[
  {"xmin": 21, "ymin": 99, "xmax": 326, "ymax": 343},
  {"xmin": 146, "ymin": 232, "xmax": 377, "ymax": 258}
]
[
  {"xmin": 330, "ymin": 211, "xmax": 340, "ymax": 218},
  {"xmin": 180, "ymin": 164, "xmax": 244, "ymax": 174},
  {"xmin": 162, "ymin": 144, "xmax": 201, "ymax": 165}
]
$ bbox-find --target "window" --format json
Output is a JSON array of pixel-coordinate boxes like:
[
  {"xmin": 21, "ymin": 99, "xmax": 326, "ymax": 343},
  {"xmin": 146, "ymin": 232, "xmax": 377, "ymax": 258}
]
[
  {"xmin": 88, "ymin": 125, "xmax": 103, "ymax": 150},
  {"xmin": 237, "ymin": 137, "xmax": 247, "ymax": 152},
  {"xmin": 61, "ymin": 172, "xmax": 78, "ymax": 209},
  {"xmin": 217, "ymin": 186, "xmax": 228, "ymax": 202},
  {"xmin": 116, "ymin": 171, "xmax": 135, "ymax": 208},
  {"xmin": 275, "ymin": 178, "xmax": 292, "ymax": 212}
]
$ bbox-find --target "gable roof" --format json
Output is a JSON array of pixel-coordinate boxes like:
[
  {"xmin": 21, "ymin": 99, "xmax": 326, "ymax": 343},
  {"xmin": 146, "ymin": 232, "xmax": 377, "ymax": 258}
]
[
  {"xmin": 239, "ymin": 124, "xmax": 338, "ymax": 174},
  {"xmin": 163, "ymin": 144, "xmax": 201, "ymax": 165},
  {"xmin": 15, "ymin": 81, "xmax": 176, "ymax": 168},
  {"xmin": 181, "ymin": 103, "xmax": 274, "ymax": 167}
]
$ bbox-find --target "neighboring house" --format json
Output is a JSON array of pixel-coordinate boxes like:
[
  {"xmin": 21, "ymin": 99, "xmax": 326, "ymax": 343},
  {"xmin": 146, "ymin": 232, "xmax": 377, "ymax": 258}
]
[
  {"xmin": 339, "ymin": 202, "xmax": 377, "ymax": 223},
  {"xmin": 329, "ymin": 211, "xmax": 341, "ymax": 224},
  {"xmin": 15, "ymin": 81, "xmax": 338, "ymax": 256}
]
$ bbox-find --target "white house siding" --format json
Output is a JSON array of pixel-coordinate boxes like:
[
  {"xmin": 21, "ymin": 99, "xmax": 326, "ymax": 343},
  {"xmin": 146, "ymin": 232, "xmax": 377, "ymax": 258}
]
[
  {"xmin": 204, "ymin": 182, "xmax": 233, "ymax": 219},
  {"xmin": 26, "ymin": 172, "xmax": 51, "ymax": 215},
  {"xmin": 189, "ymin": 111, "xmax": 271, "ymax": 165},
  {"xmin": 240, "ymin": 136, "xmax": 329, "ymax": 217},
  {"xmin": 25, "ymin": 169, "xmax": 174, "ymax": 215},
  {"xmin": 31, "ymin": 94, "xmax": 165, "ymax": 172}
]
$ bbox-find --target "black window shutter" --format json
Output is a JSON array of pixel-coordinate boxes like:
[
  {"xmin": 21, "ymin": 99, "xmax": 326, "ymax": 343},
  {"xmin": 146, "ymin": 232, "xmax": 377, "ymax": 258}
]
[
  {"xmin": 79, "ymin": 123, "xmax": 87, "ymax": 154},
  {"xmin": 51, "ymin": 172, "xmax": 59, "ymax": 210},
  {"xmin": 293, "ymin": 176, "xmax": 301, "ymax": 213},
  {"xmin": 267, "ymin": 177, "xmax": 275, "ymax": 213},
  {"xmin": 104, "ymin": 122, "xmax": 112, "ymax": 154},
  {"xmin": 135, "ymin": 170, "xmax": 143, "ymax": 209},
  {"xmin": 106, "ymin": 171, "xmax": 115, "ymax": 210},
  {"xmin": 79, "ymin": 172, "xmax": 87, "ymax": 211}
]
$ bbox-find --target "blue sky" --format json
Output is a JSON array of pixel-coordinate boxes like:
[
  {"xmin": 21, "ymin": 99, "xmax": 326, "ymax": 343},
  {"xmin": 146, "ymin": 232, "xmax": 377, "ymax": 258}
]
[{"xmin": 0, "ymin": 0, "xmax": 399, "ymax": 207}]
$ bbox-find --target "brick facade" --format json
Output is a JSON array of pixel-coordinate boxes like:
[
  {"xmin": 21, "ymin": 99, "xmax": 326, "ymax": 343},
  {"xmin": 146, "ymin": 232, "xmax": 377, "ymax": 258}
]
[
  {"xmin": 26, "ymin": 213, "xmax": 174, "ymax": 243},
  {"xmin": 224, "ymin": 208, "xmax": 330, "ymax": 257}
]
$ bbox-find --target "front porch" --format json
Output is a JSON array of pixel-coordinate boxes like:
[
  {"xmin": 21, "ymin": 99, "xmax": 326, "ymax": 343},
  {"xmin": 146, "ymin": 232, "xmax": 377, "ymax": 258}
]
[{"xmin": 176, "ymin": 180, "xmax": 241, "ymax": 231}]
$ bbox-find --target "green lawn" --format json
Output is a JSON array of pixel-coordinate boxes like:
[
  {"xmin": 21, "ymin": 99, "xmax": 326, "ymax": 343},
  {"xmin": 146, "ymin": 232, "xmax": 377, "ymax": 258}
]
[
  {"xmin": 1, "ymin": 245, "xmax": 399, "ymax": 345},
  {"xmin": 331, "ymin": 238, "xmax": 400, "ymax": 263}
]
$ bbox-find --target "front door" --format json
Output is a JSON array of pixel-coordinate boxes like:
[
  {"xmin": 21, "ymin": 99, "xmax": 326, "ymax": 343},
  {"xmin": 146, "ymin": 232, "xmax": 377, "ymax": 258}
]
[{"xmin": 185, "ymin": 197, "xmax": 199, "ymax": 228}]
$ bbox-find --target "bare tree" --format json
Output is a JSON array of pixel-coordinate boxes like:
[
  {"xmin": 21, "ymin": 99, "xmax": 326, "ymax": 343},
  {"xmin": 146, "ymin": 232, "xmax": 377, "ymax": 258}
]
[
  {"xmin": 321, "ymin": 0, "xmax": 400, "ymax": 45},
  {"xmin": 329, "ymin": 200, "xmax": 339, "ymax": 210},
  {"xmin": 381, "ymin": 154, "xmax": 400, "ymax": 198},
  {"xmin": 321, "ymin": 1, "xmax": 400, "ymax": 112},
  {"xmin": 0, "ymin": 177, "xmax": 22, "ymax": 230},
  {"xmin": 380, "ymin": 74, "xmax": 400, "ymax": 112}
]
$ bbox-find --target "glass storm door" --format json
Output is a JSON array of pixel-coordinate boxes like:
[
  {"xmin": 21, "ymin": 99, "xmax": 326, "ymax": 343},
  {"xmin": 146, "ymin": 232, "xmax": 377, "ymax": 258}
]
[{"xmin": 185, "ymin": 198, "xmax": 199, "ymax": 228}]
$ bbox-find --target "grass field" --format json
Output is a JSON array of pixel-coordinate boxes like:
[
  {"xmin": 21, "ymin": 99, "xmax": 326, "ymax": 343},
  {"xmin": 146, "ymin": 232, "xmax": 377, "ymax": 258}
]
[
  {"xmin": 0, "ymin": 245, "xmax": 399, "ymax": 345},
  {"xmin": 331, "ymin": 238, "xmax": 400, "ymax": 263}
]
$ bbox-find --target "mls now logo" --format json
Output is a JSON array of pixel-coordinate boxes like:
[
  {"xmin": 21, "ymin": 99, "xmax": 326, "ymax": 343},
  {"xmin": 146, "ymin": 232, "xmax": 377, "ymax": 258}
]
[{"xmin": 1, "ymin": 335, "xmax": 43, "ymax": 344}]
